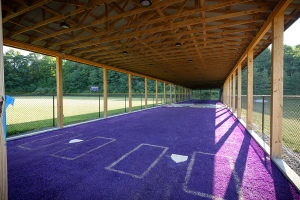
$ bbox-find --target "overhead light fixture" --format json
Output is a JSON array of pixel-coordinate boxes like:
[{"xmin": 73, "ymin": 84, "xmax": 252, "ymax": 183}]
[
  {"xmin": 123, "ymin": 51, "xmax": 128, "ymax": 55},
  {"xmin": 60, "ymin": 18, "xmax": 70, "ymax": 29},
  {"xmin": 140, "ymin": 0, "xmax": 152, "ymax": 7},
  {"xmin": 175, "ymin": 42, "xmax": 182, "ymax": 47}
]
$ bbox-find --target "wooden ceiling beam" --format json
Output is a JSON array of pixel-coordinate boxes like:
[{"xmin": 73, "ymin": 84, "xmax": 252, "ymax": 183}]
[
  {"xmin": 32, "ymin": 0, "xmax": 184, "ymax": 42},
  {"xmin": 3, "ymin": 0, "xmax": 52, "ymax": 22},
  {"xmin": 48, "ymin": 0, "xmax": 262, "ymax": 49}
]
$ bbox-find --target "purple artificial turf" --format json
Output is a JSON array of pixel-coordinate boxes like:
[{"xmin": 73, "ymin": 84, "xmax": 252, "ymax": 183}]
[{"xmin": 7, "ymin": 100, "xmax": 300, "ymax": 200}]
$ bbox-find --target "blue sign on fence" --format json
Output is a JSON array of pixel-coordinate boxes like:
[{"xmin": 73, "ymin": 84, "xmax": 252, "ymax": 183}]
[{"xmin": 90, "ymin": 86, "xmax": 99, "ymax": 92}]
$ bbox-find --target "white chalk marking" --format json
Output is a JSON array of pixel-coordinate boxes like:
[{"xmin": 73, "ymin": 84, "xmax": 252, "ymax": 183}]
[
  {"xmin": 69, "ymin": 139, "xmax": 83, "ymax": 143},
  {"xmin": 18, "ymin": 133, "xmax": 82, "ymax": 150},
  {"xmin": 106, "ymin": 143, "xmax": 169, "ymax": 179},
  {"xmin": 182, "ymin": 151, "xmax": 243, "ymax": 199},
  {"xmin": 52, "ymin": 136, "xmax": 115, "ymax": 160},
  {"xmin": 171, "ymin": 154, "xmax": 188, "ymax": 163}
]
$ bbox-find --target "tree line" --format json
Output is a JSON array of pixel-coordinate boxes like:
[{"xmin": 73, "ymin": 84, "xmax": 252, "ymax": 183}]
[{"xmin": 4, "ymin": 45, "xmax": 300, "ymax": 95}]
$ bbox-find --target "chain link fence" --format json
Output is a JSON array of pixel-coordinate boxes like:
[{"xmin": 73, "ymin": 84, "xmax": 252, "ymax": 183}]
[
  {"xmin": 6, "ymin": 93, "xmax": 180, "ymax": 137},
  {"xmin": 240, "ymin": 95, "xmax": 300, "ymax": 176}
]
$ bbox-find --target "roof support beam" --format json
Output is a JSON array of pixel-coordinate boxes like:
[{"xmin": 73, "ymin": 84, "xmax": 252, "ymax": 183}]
[
  {"xmin": 237, "ymin": 64, "xmax": 242, "ymax": 119},
  {"xmin": 56, "ymin": 55, "xmax": 63, "ymax": 128},
  {"xmin": 128, "ymin": 74, "xmax": 132, "ymax": 112},
  {"xmin": 103, "ymin": 68, "xmax": 108, "ymax": 118},
  {"xmin": 145, "ymin": 78, "xmax": 148, "ymax": 109},
  {"xmin": 232, "ymin": 72, "xmax": 236, "ymax": 113},
  {"xmin": 0, "ymin": 0, "xmax": 8, "ymax": 198},
  {"xmin": 270, "ymin": 12, "xmax": 284, "ymax": 159},
  {"xmin": 247, "ymin": 50, "xmax": 253, "ymax": 130}
]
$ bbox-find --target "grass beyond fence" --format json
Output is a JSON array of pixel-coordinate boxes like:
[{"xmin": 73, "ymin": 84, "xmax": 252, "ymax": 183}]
[
  {"xmin": 6, "ymin": 94, "xmax": 168, "ymax": 137},
  {"xmin": 240, "ymin": 95, "xmax": 300, "ymax": 159}
]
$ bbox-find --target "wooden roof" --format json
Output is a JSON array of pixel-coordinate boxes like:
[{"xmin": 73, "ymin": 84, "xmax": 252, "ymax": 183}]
[{"xmin": 2, "ymin": 0, "xmax": 300, "ymax": 89}]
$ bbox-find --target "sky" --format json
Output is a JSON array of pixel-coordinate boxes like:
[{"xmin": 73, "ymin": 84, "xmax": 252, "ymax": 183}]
[{"xmin": 3, "ymin": 19, "xmax": 300, "ymax": 55}]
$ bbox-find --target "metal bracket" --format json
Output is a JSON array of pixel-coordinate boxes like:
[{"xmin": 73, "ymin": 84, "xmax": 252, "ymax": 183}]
[{"xmin": 0, "ymin": 96, "xmax": 3, "ymax": 118}]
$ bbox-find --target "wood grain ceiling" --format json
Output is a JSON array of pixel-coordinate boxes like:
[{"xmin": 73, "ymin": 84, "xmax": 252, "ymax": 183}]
[{"xmin": 2, "ymin": 0, "xmax": 300, "ymax": 89}]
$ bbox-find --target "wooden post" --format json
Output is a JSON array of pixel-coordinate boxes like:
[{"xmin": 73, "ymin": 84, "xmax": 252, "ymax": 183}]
[
  {"xmin": 174, "ymin": 85, "xmax": 177, "ymax": 103},
  {"xmin": 247, "ymin": 49, "xmax": 253, "ymax": 130},
  {"xmin": 270, "ymin": 12, "xmax": 284, "ymax": 158},
  {"xmin": 155, "ymin": 80, "xmax": 158, "ymax": 105},
  {"xmin": 103, "ymin": 68, "xmax": 108, "ymax": 118},
  {"xmin": 237, "ymin": 64, "xmax": 242, "ymax": 119},
  {"xmin": 56, "ymin": 56, "xmax": 63, "ymax": 128},
  {"xmin": 229, "ymin": 77, "xmax": 232, "ymax": 109},
  {"xmin": 128, "ymin": 74, "xmax": 132, "ymax": 112},
  {"xmin": 232, "ymin": 72, "xmax": 236, "ymax": 113},
  {"xmin": 163, "ymin": 82, "xmax": 166, "ymax": 104},
  {"xmin": 145, "ymin": 78, "xmax": 148, "ymax": 108},
  {"xmin": 210, "ymin": 88, "xmax": 212, "ymax": 100},
  {"xmin": 0, "ymin": 0, "xmax": 8, "ymax": 196},
  {"xmin": 170, "ymin": 84, "xmax": 172, "ymax": 104}
]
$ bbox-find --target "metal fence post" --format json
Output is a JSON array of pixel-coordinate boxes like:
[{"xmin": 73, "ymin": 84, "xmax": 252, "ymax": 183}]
[
  {"xmin": 262, "ymin": 95, "xmax": 265, "ymax": 133},
  {"xmin": 53, "ymin": 95, "xmax": 55, "ymax": 127},
  {"xmin": 99, "ymin": 95, "xmax": 101, "ymax": 118}
]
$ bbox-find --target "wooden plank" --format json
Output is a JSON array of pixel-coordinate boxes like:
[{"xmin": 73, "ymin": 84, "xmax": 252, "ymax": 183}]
[
  {"xmin": 156, "ymin": 80, "xmax": 158, "ymax": 106},
  {"xmin": 232, "ymin": 72, "xmax": 236, "ymax": 113},
  {"xmin": 0, "ymin": 0, "xmax": 8, "ymax": 197},
  {"xmin": 145, "ymin": 78, "xmax": 148, "ymax": 108},
  {"xmin": 270, "ymin": 12, "xmax": 284, "ymax": 158},
  {"xmin": 228, "ymin": 76, "xmax": 232, "ymax": 110},
  {"xmin": 56, "ymin": 56, "xmax": 63, "ymax": 128},
  {"xmin": 3, "ymin": 0, "xmax": 52, "ymax": 23},
  {"xmin": 164, "ymin": 82, "xmax": 166, "ymax": 104},
  {"xmin": 247, "ymin": 49, "xmax": 253, "ymax": 130},
  {"xmin": 237, "ymin": 64, "xmax": 242, "ymax": 119},
  {"xmin": 128, "ymin": 74, "xmax": 132, "ymax": 112},
  {"xmin": 103, "ymin": 68, "xmax": 108, "ymax": 118}
]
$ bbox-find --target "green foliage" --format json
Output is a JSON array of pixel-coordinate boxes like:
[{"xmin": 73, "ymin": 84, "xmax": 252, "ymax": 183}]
[{"xmin": 4, "ymin": 45, "xmax": 300, "ymax": 95}]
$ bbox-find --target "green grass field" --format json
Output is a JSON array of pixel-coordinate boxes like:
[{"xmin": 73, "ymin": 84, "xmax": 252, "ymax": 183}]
[
  {"xmin": 240, "ymin": 96, "xmax": 300, "ymax": 155},
  {"xmin": 6, "ymin": 95, "xmax": 165, "ymax": 136}
]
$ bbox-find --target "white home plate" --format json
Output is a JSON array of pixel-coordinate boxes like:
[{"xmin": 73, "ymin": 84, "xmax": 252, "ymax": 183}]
[
  {"xmin": 171, "ymin": 154, "xmax": 188, "ymax": 163},
  {"xmin": 69, "ymin": 139, "xmax": 83, "ymax": 144}
]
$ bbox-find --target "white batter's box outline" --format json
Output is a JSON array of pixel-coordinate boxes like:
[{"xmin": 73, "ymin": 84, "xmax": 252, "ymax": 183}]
[
  {"xmin": 52, "ymin": 136, "xmax": 116, "ymax": 160},
  {"xmin": 182, "ymin": 151, "xmax": 244, "ymax": 200},
  {"xmin": 105, "ymin": 143, "xmax": 169, "ymax": 179},
  {"xmin": 18, "ymin": 133, "xmax": 82, "ymax": 150}
]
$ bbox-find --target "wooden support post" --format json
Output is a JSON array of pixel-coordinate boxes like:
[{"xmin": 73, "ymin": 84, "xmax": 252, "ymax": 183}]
[
  {"xmin": 232, "ymin": 72, "xmax": 236, "ymax": 113},
  {"xmin": 56, "ymin": 56, "xmax": 63, "ymax": 128},
  {"xmin": 163, "ymin": 82, "xmax": 166, "ymax": 104},
  {"xmin": 103, "ymin": 68, "xmax": 108, "ymax": 118},
  {"xmin": 170, "ymin": 84, "xmax": 172, "ymax": 104},
  {"xmin": 174, "ymin": 85, "xmax": 177, "ymax": 103},
  {"xmin": 0, "ymin": 0, "xmax": 8, "ymax": 196},
  {"xmin": 128, "ymin": 74, "xmax": 132, "ymax": 112},
  {"xmin": 229, "ymin": 77, "xmax": 232, "ymax": 109},
  {"xmin": 155, "ymin": 80, "xmax": 158, "ymax": 105},
  {"xmin": 270, "ymin": 12, "xmax": 284, "ymax": 158},
  {"xmin": 237, "ymin": 64, "xmax": 242, "ymax": 119},
  {"xmin": 247, "ymin": 50, "xmax": 253, "ymax": 130},
  {"xmin": 145, "ymin": 78, "xmax": 148, "ymax": 108}
]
